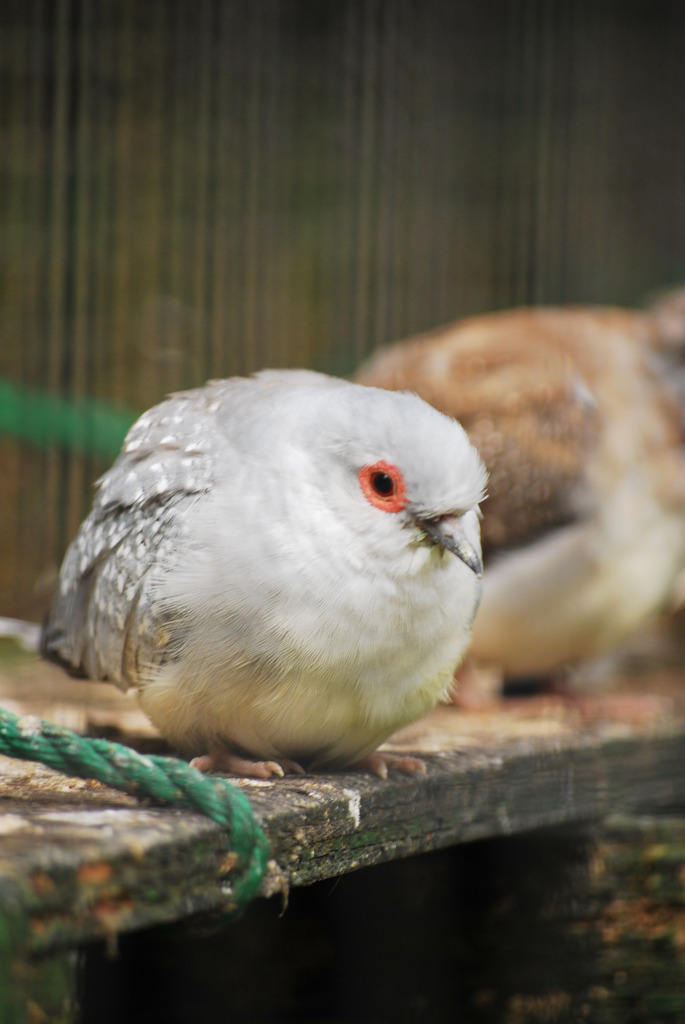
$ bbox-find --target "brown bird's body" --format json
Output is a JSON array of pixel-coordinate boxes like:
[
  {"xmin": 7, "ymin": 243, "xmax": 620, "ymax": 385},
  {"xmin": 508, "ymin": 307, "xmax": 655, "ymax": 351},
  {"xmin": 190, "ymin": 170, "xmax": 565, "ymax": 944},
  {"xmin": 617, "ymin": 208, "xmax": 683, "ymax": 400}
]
[{"xmin": 356, "ymin": 296, "xmax": 685, "ymax": 680}]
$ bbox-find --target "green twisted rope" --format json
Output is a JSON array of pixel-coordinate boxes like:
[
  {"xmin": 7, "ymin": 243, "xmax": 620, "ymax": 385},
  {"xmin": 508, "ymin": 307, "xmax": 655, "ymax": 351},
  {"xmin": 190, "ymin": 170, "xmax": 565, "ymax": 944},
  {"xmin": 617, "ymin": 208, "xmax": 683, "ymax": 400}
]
[{"xmin": 0, "ymin": 708, "xmax": 269, "ymax": 907}]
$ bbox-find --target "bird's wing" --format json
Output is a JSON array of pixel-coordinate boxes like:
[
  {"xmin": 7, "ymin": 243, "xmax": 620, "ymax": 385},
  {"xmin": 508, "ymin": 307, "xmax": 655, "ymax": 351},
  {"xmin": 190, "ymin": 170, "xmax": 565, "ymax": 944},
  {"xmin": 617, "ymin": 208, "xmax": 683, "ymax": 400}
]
[
  {"xmin": 42, "ymin": 384, "xmax": 230, "ymax": 688},
  {"xmin": 356, "ymin": 309, "xmax": 604, "ymax": 557}
]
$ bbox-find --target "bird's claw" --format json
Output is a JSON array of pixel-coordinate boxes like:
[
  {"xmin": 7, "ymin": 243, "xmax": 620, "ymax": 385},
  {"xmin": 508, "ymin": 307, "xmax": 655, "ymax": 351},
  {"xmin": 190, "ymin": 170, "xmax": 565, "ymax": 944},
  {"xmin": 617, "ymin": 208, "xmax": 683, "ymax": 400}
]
[
  {"xmin": 352, "ymin": 751, "xmax": 427, "ymax": 779},
  {"xmin": 190, "ymin": 752, "xmax": 306, "ymax": 779}
]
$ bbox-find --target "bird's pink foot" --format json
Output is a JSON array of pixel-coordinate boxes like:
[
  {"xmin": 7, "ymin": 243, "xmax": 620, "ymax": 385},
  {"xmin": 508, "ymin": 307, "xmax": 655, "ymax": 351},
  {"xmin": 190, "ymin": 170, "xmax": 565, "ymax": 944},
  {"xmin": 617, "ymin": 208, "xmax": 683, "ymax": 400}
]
[
  {"xmin": 190, "ymin": 751, "xmax": 306, "ymax": 779},
  {"xmin": 451, "ymin": 659, "xmax": 505, "ymax": 708},
  {"xmin": 352, "ymin": 751, "xmax": 427, "ymax": 780}
]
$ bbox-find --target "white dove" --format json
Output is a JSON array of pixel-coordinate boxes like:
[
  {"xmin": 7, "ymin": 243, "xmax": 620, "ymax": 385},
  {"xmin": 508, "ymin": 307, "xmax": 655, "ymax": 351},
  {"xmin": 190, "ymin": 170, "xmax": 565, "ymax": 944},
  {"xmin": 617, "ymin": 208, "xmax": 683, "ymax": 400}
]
[{"xmin": 42, "ymin": 370, "xmax": 486, "ymax": 778}]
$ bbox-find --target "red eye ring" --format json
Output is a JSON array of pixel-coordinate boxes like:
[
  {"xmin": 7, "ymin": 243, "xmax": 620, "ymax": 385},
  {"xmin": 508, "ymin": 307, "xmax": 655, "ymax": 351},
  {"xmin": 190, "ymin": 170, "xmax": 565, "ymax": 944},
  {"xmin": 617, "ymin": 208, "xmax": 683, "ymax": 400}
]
[{"xmin": 359, "ymin": 461, "xmax": 408, "ymax": 513}]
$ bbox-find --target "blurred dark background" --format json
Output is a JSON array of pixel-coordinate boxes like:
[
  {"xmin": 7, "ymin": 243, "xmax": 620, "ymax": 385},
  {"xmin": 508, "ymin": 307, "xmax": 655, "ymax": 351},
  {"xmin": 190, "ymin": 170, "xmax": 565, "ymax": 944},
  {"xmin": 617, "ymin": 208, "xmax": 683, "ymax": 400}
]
[{"xmin": 2, "ymin": 0, "xmax": 685, "ymax": 619}]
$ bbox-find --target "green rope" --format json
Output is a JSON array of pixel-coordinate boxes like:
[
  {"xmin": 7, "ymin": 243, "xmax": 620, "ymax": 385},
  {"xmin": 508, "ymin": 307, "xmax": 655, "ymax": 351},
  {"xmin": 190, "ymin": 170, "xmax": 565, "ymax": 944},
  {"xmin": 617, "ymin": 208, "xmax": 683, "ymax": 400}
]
[
  {"xmin": 0, "ymin": 708, "xmax": 269, "ymax": 908},
  {"xmin": 0, "ymin": 378, "xmax": 137, "ymax": 458}
]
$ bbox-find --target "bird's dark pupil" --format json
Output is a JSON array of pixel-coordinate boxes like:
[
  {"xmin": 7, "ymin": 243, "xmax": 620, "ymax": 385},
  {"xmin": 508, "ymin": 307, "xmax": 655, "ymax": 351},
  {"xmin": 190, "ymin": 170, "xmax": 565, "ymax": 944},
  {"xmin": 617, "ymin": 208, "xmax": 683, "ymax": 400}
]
[{"xmin": 373, "ymin": 472, "xmax": 395, "ymax": 496}]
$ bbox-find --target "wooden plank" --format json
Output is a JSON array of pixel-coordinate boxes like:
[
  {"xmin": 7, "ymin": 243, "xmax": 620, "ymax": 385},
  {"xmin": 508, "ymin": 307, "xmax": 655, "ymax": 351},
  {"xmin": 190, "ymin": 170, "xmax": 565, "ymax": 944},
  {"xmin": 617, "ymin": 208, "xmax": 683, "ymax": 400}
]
[
  {"xmin": 71, "ymin": 812, "xmax": 685, "ymax": 1024},
  {"xmin": 251, "ymin": 723, "xmax": 685, "ymax": 887},
  {"xmin": 453, "ymin": 813, "xmax": 685, "ymax": 1023},
  {"xmin": 0, "ymin": 663, "xmax": 684, "ymax": 954},
  {"xmin": 579, "ymin": 814, "xmax": 685, "ymax": 1022},
  {"xmin": 0, "ymin": 940, "xmax": 78, "ymax": 1024}
]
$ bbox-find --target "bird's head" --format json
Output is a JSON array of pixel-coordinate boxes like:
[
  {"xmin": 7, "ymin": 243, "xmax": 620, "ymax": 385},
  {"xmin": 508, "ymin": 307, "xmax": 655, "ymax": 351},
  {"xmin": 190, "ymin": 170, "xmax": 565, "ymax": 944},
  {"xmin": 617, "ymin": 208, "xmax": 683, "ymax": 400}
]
[{"xmin": 273, "ymin": 376, "xmax": 488, "ymax": 577}]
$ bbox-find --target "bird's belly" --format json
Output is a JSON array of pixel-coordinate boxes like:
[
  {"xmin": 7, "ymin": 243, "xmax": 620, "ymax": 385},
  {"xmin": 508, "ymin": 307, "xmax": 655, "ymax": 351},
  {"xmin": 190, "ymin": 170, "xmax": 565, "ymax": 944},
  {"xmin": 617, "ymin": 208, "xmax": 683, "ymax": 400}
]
[
  {"xmin": 136, "ymin": 582, "xmax": 472, "ymax": 764},
  {"xmin": 137, "ymin": 655, "xmax": 451, "ymax": 766},
  {"xmin": 136, "ymin": 547, "xmax": 480, "ymax": 764}
]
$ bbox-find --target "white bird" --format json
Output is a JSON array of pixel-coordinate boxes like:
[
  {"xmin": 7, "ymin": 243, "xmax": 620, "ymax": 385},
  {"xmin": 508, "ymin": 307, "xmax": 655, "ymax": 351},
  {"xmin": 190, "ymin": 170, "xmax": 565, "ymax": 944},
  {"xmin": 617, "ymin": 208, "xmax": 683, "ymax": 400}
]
[{"xmin": 42, "ymin": 370, "xmax": 486, "ymax": 778}]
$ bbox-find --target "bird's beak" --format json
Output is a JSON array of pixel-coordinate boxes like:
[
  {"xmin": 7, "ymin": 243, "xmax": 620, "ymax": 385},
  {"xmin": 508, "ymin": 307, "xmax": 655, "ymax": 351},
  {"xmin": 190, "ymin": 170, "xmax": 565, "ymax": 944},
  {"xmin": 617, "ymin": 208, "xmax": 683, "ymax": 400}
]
[{"xmin": 416, "ymin": 514, "xmax": 483, "ymax": 577}]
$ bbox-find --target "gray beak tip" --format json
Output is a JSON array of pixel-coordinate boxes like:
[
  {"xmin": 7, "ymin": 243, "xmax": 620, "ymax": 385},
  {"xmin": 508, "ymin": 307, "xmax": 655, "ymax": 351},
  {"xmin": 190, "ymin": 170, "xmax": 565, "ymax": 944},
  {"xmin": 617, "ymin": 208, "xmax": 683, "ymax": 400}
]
[
  {"xmin": 417, "ymin": 513, "xmax": 483, "ymax": 578},
  {"xmin": 457, "ymin": 545, "xmax": 484, "ymax": 578}
]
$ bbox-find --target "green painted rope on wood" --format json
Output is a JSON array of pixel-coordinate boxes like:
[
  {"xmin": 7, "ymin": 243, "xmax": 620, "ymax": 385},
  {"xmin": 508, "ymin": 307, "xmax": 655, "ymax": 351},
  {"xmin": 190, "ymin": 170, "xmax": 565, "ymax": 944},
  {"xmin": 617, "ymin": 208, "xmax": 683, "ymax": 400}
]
[{"xmin": 0, "ymin": 707, "xmax": 269, "ymax": 907}]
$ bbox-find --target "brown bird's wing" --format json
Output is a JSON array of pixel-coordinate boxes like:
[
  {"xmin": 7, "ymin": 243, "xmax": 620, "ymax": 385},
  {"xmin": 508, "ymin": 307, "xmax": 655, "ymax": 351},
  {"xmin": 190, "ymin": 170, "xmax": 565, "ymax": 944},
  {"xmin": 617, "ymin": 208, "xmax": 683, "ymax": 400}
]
[{"xmin": 357, "ymin": 309, "xmax": 607, "ymax": 558}]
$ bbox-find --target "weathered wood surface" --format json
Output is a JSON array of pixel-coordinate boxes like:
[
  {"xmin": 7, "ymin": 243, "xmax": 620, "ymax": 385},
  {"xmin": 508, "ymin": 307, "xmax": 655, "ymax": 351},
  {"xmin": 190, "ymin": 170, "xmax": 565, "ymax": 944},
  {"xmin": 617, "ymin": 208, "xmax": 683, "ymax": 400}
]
[
  {"xmin": 0, "ymin": 653, "xmax": 684, "ymax": 959},
  {"xmin": 77, "ymin": 814, "xmax": 685, "ymax": 1024}
]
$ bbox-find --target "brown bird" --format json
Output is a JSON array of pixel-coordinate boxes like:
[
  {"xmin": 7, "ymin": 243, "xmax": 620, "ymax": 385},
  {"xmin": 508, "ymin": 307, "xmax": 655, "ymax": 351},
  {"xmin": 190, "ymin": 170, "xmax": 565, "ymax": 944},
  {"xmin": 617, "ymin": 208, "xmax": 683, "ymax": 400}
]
[{"xmin": 355, "ymin": 291, "xmax": 685, "ymax": 686}]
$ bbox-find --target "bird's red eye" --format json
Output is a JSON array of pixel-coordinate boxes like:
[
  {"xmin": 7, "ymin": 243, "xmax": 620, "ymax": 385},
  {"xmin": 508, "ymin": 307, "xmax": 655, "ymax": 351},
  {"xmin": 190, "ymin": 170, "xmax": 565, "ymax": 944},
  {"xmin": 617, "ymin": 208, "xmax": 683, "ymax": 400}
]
[{"xmin": 359, "ymin": 461, "xmax": 408, "ymax": 513}]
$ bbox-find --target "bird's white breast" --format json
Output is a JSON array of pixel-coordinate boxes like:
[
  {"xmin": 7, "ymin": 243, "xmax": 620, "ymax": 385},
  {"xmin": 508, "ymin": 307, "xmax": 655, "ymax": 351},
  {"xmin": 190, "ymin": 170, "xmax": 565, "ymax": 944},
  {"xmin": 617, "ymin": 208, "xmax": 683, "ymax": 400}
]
[{"xmin": 137, "ymin": 483, "xmax": 481, "ymax": 764}]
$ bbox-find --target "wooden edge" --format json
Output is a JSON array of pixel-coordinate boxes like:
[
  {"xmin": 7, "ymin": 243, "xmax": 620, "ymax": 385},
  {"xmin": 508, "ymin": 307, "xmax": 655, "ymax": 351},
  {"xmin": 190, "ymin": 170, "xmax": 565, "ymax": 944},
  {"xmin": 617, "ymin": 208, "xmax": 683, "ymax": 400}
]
[{"xmin": 0, "ymin": 693, "xmax": 683, "ymax": 955}]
